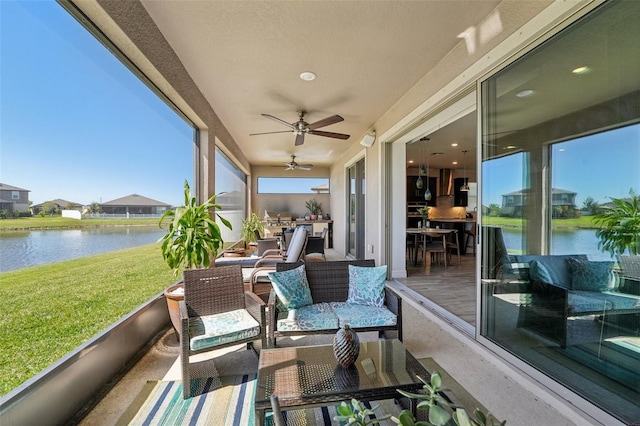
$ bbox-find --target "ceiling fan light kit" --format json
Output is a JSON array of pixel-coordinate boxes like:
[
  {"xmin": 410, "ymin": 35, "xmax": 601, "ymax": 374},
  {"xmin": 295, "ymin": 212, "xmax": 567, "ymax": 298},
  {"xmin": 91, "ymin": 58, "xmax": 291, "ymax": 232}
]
[
  {"xmin": 250, "ymin": 110, "xmax": 350, "ymax": 146},
  {"xmin": 283, "ymin": 155, "xmax": 313, "ymax": 171}
]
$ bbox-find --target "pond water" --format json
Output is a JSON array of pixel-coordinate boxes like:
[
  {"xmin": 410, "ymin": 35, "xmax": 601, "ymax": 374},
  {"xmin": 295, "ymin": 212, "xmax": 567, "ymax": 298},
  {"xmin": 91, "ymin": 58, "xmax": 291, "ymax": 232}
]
[
  {"xmin": 0, "ymin": 227, "xmax": 166, "ymax": 273},
  {"xmin": 502, "ymin": 228, "xmax": 615, "ymax": 261},
  {"xmin": 0, "ymin": 226, "xmax": 615, "ymax": 273}
]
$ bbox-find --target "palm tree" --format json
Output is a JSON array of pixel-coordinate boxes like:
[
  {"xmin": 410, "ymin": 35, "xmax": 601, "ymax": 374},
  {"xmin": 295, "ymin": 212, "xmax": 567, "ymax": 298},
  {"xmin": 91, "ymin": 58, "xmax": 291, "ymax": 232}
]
[
  {"xmin": 593, "ymin": 189, "xmax": 640, "ymax": 256},
  {"xmin": 581, "ymin": 196, "xmax": 601, "ymax": 215}
]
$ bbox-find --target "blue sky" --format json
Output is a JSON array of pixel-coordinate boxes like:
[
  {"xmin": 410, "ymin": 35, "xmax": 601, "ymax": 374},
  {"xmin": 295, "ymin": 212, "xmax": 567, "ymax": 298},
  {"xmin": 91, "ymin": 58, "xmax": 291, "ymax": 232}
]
[
  {"xmin": 1, "ymin": 2, "xmax": 638, "ymax": 209},
  {"xmin": 1, "ymin": 1, "xmax": 192, "ymax": 206},
  {"xmin": 483, "ymin": 125, "xmax": 640, "ymax": 207}
]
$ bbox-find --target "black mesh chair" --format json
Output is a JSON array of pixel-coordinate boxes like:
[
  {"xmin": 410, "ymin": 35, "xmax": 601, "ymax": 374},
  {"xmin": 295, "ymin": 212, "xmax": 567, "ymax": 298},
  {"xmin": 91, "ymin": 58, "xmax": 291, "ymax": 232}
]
[{"xmin": 305, "ymin": 228, "xmax": 328, "ymax": 260}]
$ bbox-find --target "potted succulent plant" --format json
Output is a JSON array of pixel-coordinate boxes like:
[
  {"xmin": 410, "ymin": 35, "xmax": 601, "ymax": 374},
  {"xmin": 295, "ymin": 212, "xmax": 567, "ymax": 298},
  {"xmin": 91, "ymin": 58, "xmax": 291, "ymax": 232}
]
[
  {"xmin": 305, "ymin": 198, "xmax": 322, "ymax": 220},
  {"xmin": 241, "ymin": 212, "xmax": 265, "ymax": 251},
  {"xmin": 158, "ymin": 180, "xmax": 232, "ymax": 338}
]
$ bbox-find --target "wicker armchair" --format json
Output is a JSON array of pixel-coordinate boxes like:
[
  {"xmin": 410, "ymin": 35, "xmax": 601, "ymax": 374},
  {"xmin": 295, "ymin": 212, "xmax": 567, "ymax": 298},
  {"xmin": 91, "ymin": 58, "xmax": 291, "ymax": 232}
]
[
  {"xmin": 180, "ymin": 265, "xmax": 266, "ymax": 398},
  {"xmin": 618, "ymin": 255, "xmax": 640, "ymax": 293}
]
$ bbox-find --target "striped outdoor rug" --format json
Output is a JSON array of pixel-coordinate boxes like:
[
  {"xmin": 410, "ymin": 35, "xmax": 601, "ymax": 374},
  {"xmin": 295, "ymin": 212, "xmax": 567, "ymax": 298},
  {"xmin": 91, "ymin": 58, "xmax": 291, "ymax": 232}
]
[{"xmin": 116, "ymin": 374, "xmax": 398, "ymax": 426}]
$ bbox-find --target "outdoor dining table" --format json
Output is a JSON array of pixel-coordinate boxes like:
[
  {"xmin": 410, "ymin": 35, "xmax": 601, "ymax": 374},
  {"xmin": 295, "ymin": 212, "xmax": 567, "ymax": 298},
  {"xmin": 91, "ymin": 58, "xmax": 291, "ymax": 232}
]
[{"xmin": 406, "ymin": 227, "xmax": 456, "ymax": 268}]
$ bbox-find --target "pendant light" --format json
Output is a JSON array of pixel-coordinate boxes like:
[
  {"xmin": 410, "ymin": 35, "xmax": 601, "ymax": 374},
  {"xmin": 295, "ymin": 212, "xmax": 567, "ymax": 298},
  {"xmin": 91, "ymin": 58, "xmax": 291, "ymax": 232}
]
[
  {"xmin": 424, "ymin": 138, "xmax": 432, "ymax": 201},
  {"xmin": 460, "ymin": 150, "xmax": 470, "ymax": 192},
  {"xmin": 416, "ymin": 138, "xmax": 425, "ymax": 189}
]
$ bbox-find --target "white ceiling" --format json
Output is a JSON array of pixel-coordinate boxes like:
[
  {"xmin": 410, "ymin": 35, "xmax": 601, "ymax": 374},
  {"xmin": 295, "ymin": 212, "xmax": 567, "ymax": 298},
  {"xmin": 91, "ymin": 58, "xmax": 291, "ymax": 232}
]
[{"xmin": 139, "ymin": 0, "xmax": 501, "ymax": 169}]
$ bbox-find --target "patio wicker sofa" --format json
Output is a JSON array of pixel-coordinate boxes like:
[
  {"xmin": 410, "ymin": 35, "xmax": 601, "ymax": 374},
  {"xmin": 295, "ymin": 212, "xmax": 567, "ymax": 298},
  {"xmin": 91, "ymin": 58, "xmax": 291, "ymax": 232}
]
[
  {"xmin": 510, "ymin": 254, "xmax": 640, "ymax": 347},
  {"xmin": 266, "ymin": 259, "xmax": 403, "ymax": 347}
]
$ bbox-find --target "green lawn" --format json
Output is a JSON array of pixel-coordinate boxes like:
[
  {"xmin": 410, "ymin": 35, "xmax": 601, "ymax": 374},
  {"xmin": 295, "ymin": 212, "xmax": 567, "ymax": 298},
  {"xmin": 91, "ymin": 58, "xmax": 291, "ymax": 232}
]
[
  {"xmin": 482, "ymin": 215, "xmax": 598, "ymax": 229},
  {"xmin": 0, "ymin": 216, "xmax": 161, "ymax": 231},
  {"xmin": 0, "ymin": 243, "xmax": 180, "ymax": 395}
]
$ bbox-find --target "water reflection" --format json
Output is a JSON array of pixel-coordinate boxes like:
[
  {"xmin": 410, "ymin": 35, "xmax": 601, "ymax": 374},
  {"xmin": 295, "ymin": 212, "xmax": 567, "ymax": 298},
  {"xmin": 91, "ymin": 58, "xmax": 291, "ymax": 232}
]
[
  {"xmin": 502, "ymin": 228, "xmax": 615, "ymax": 261},
  {"xmin": 0, "ymin": 227, "xmax": 166, "ymax": 273}
]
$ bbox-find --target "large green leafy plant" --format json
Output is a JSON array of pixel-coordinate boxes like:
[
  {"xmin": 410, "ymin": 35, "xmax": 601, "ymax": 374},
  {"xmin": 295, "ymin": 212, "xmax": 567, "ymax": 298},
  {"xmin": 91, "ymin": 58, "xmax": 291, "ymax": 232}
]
[
  {"xmin": 158, "ymin": 181, "xmax": 232, "ymax": 274},
  {"xmin": 593, "ymin": 189, "xmax": 640, "ymax": 257},
  {"xmin": 241, "ymin": 212, "xmax": 265, "ymax": 243}
]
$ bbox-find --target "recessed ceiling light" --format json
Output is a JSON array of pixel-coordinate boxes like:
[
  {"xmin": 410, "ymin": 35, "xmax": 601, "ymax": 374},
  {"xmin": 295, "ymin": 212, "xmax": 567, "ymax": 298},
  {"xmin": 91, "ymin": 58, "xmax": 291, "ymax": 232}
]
[
  {"xmin": 505, "ymin": 145, "xmax": 518, "ymax": 149},
  {"xmin": 516, "ymin": 89, "xmax": 535, "ymax": 98},
  {"xmin": 408, "ymin": 160, "xmax": 414, "ymax": 164},
  {"xmin": 300, "ymin": 71, "xmax": 316, "ymax": 81},
  {"xmin": 572, "ymin": 66, "xmax": 591, "ymax": 75},
  {"xmin": 451, "ymin": 143, "xmax": 458, "ymax": 147},
  {"xmin": 452, "ymin": 161, "xmax": 458, "ymax": 165}
]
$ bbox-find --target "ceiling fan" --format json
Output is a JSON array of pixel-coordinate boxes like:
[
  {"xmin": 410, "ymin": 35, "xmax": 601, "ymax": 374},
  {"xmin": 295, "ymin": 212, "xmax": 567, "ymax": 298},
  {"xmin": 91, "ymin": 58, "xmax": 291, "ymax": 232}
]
[
  {"xmin": 250, "ymin": 110, "xmax": 350, "ymax": 146},
  {"xmin": 282, "ymin": 155, "xmax": 313, "ymax": 171}
]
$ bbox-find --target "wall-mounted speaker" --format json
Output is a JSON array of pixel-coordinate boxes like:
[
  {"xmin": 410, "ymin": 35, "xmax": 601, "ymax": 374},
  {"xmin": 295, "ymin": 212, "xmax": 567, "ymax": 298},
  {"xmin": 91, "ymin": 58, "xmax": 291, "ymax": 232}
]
[{"xmin": 360, "ymin": 131, "xmax": 376, "ymax": 147}]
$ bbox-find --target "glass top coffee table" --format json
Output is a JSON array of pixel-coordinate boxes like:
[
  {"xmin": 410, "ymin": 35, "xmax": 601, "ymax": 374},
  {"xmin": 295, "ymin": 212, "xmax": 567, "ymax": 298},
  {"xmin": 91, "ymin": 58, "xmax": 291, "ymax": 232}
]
[{"xmin": 254, "ymin": 339, "xmax": 429, "ymax": 425}]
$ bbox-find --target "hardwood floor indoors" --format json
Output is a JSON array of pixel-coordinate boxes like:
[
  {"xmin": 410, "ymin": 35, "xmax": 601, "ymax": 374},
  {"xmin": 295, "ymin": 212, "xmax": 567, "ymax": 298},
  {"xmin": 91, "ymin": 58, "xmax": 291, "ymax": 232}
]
[{"xmin": 395, "ymin": 250, "xmax": 477, "ymax": 326}]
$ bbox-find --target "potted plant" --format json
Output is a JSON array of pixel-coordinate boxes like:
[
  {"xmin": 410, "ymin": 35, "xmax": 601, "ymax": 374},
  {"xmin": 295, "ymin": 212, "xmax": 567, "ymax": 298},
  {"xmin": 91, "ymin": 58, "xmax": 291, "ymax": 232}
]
[
  {"xmin": 241, "ymin": 212, "xmax": 265, "ymax": 252},
  {"xmin": 306, "ymin": 198, "xmax": 322, "ymax": 220},
  {"xmin": 593, "ymin": 189, "xmax": 639, "ymax": 257},
  {"xmin": 158, "ymin": 180, "xmax": 232, "ymax": 338},
  {"xmin": 334, "ymin": 372, "xmax": 504, "ymax": 426},
  {"xmin": 417, "ymin": 206, "xmax": 430, "ymax": 228}
]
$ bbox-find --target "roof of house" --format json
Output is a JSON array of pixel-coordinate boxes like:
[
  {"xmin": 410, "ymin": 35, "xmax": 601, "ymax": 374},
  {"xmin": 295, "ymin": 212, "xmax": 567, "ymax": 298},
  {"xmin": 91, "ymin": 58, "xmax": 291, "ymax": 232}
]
[
  {"xmin": 311, "ymin": 183, "xmax": 329, "ymax": 193},
  {"xmin": 100, "ymin": 194, "xmax": 171, "ymax": 207},
  {"xmin": 32, "ymin": 199, "xmax": 81, "ymax": 208},
  {"xmin": 502, "ymin": 188, "xmax": 577, "ymax": 197},
  {"xmin": 0, "ymin": 183, "xmax": 30, "ymax": 192}
]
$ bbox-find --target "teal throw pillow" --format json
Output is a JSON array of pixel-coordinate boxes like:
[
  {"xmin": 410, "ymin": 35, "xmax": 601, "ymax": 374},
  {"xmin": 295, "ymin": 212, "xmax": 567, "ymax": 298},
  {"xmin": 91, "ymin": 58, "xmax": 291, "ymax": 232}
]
[
  {"xmin": 347, "ymin": 265, "xmax": 387, "ymax": 307},
  {"xmin": 566, "ymin": 258, "xmax": 616, "ymax": 292},
  {"xmin": 529, "ymin": 260, "xmax": 553, "ymax": 284},
  {"xmin": 268, "ymin": 264, "xmax": 313, "ymax": 310}
]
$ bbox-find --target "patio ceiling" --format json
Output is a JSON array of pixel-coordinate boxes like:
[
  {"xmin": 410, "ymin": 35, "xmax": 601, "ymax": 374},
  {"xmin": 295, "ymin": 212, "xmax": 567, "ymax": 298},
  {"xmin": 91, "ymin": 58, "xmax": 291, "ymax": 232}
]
[{"xmin": 134, "ymin": 0, "xmax": 502, "ymax": 170}]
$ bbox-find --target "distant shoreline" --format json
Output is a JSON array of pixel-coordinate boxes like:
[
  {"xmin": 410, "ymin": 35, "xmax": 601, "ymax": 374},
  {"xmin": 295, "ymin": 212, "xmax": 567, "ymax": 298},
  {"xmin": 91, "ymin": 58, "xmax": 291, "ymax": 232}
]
[{"xmin": 0, "ymin": 217, "xmax": 161, "ymax": 232}]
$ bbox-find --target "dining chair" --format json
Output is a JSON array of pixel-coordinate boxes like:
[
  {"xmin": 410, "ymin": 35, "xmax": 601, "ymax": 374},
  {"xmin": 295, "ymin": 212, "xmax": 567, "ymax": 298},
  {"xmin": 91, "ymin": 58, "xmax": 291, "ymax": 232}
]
[
  {"xmin": 406, "ymin": 234, "xmax": 416, "ymax": 262},
  {"xmin": 446, "ymin": 230, "xmax": 461, "ymax": 265},
  {"xmin": 465, "ymin": 221, "xmax": 477, "ymax": 256},
  {"xmin": 305, "ymin": 227, "xmax": 328, "ymax": 259},
  {"xmin": 424, "ymin": 233, "xmax": 447, "ymax": 269}
]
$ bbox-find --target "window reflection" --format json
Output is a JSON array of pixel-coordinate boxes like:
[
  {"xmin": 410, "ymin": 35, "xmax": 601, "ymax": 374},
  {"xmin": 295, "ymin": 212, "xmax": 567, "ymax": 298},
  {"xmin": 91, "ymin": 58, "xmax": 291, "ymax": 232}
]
[{"xmin": 480, "ymin": 1, "xmax": 640, "ymax": 422}]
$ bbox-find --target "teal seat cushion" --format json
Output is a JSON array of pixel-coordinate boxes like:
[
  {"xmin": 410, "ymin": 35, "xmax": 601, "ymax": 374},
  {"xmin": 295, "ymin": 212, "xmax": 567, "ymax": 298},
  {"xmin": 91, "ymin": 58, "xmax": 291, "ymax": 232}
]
[
  {"xmin": 330, "ymin": 302, "xmax": 397, "ymax": 328},
  {"xmin": 276, "ymin": 302, "xmax": 339, "ymax": 332},
  {"xmin": 189, "ymin": 309, "xmax": 260, "ymax": 351},
  {"xmin": 268, "ymin": 264, "xmax": 313, "ymax": 309},
  {"xmin": 568, "ymin": 291, "xmax": 640, "ymax": 315},
  {"xmin": 347, "ymin": 264, "xmax": 388, "ymax": 307}
]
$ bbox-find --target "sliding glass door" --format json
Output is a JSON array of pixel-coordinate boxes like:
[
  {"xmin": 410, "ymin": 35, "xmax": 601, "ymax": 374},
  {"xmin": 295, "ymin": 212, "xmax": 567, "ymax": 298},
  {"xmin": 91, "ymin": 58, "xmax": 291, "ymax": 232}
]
[
  {"xmin": 480, "ymin": 1, "xmax": 640, "ymax": 422},
  {"xmin": 347, "ymin": 158, "xmax": 365, "ymax": 259}
]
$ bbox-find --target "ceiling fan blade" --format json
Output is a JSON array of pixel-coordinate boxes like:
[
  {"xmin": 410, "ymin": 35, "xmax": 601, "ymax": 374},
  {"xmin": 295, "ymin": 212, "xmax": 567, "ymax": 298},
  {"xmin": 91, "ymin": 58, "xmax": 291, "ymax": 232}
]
[
  {"xmin": 308, "ymin": 130, "xmax": 350, "ymax": 140},
  {"xmin": 262, "ymin": 113, "xmax": 295, "ymax": 129},
  {"xmin": 297, "ymin": 164, "xmax": 313, "ymax": 170},
  {"xmin": 306, "ymin": 114, "xmax": 344, "ymax": 130},
  {"xmin": 294, "ymin": 133, "xmax": 305, "ymax": 146},
  {"xmin": 249, "ymin": 130, "xmax": 293, "ymax": 136}
]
